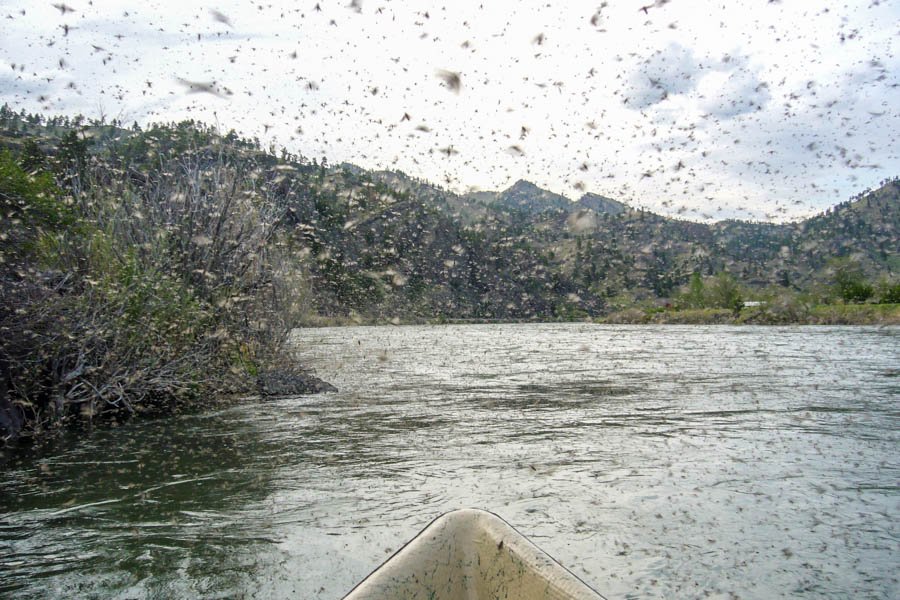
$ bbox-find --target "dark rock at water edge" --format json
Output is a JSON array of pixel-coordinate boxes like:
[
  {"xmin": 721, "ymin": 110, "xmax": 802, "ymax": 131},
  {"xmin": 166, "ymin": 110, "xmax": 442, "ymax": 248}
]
[{"xmin": 256, "ymin": 369, "xmax": 338, "ymax": 397}]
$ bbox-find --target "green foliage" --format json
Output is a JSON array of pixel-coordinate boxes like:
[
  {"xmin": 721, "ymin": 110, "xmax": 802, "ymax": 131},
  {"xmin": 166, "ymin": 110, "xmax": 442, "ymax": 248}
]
[
  {"xmin": 674, "ymin": 271, "xmax": 743, "ymax": 313},
  {"xmin": 679, "ymin": 271, "xmax": 707, "ymax": 309},
  {"xmin": 877, "ymin": 280, "xmax": 900, "ymax": 304},
  {"xmin": 0, "ymin": 149, "xmax": 78, "ymax": 292},
  {"xmin": 829, "ymin": 257, "xmax": 874, "ymax": 303},
  {"xmin": 104, "ymin": 249, "xmax": 210, "ymax": 346},
  {"xmin": 319, "ymin": 255, "xmax": 384, "ymax": 308},
  {"xmin": 840, "ymin": 280, "xmax": 874, "ymax": 303},
  {"xmin": 56, "ymin": 129, "xmax": 92, "ymax": 183},
  {"xmin": 0, "ymin": 148, "xmax": 71, "ymax": 244},
  {"xmin": 19, "ymin": 138, "xmax": 47, "ymax": 173},
  {"xmin": 706, "ymin": 272, "xmax": 744, "ymax": 313}
]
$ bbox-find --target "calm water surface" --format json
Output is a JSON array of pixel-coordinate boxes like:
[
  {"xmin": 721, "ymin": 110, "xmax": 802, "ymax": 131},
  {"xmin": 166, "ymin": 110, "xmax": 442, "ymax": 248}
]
[{"xmin": 1, "ymin": 324, "xmax": 898, "ymax": 599}]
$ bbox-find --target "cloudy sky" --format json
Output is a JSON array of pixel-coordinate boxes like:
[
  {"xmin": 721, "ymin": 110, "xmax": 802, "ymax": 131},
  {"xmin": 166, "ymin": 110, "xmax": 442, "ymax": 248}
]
[{"xmin": 1, "ymin": 0, "xmax": 898, "ymax": 221}]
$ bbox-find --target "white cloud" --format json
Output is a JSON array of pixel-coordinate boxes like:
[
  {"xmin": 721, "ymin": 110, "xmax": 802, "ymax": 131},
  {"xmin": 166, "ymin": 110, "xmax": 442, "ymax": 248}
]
[
  {"xmin": 697, "ymin": 62, "xmax": 771, "ymax": 119},
  {"xmin": 626, "ymin": 42, "xmax": 702, "ymax": 109}
]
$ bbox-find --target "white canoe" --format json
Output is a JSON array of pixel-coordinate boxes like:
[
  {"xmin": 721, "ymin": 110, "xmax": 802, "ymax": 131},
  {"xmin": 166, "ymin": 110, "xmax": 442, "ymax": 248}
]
[{"xmin": 343, "ymin": 508, "xmax": 606, "ymax": 600}]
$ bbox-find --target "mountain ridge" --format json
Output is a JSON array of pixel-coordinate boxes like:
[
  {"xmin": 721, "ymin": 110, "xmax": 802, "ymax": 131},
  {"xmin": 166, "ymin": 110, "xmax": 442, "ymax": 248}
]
[{"xmin": 2, "ymin": 108, "xmax": 897, "ymax": 321}]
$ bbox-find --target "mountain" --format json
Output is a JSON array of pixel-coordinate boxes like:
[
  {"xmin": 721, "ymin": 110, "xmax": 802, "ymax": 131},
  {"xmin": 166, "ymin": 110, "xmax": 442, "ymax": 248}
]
[
  {"xmin": 799, "ymin": 182, "xmax": 899, "ymax": 274},
  {"xmin": 490, "ymin": 179, "xmax": 572, "ymax": 214},
  {"xmin": 2, "ymin": 108, "xmax": 897, "ymax": 321},
  {"xmin": 576, "ymin": 192, "xmax": 627, "ymax": 216}
]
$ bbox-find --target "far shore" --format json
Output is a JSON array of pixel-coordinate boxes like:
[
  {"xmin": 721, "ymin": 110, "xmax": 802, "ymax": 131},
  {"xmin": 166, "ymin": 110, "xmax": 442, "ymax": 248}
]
[
  {"xmin": 296, "ymin": 303, "xmax": 900, "ymax": 328},
  {"xmin": 599, "ymin": 303, "xmax": 900, "ymax": 326}
]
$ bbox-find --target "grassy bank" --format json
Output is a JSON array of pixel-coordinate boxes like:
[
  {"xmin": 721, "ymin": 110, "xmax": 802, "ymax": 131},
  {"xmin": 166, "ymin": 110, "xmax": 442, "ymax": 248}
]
[
  {"xmin": 303, "ymin": 304, "xmax": 900, "ymax": 328},
  {"xmin": 805, "ymin": 303, "xmax": 900, "ymax": 325},
  {"xmin": 598, "ymin": 304, "xmax": 900, "ymax": 325}
]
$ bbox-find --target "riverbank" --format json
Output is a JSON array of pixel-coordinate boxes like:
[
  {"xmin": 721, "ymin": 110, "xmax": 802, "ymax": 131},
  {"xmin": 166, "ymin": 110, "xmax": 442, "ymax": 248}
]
[
  {"xmin": 0, "ymin": 142, "xmax": 308, "ymax": 447},
  {"xmin": 598, "ymin": 303, "xmax": 900, "ymax": 325},
  {"xmin": 297, "ymin": 303, "xmax": 900, "ymax": 328}
]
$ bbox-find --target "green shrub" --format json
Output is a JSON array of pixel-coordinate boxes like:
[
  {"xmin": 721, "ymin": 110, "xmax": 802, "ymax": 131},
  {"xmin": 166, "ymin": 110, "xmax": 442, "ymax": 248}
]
[
  {"xmin": 0, "ymin": 148, "xmax": 72, "ymax": 257},
  {"xmin": 877, "ymin": 280, "xmax": 900, "ymax": 304},
  {"xmin": 839, "ymin": 280, "xmax": 874, "ymax": 303},
  {"xmin": 829, "ymin": 257, "xmax": 874, "ymax": 304},
  {"xmin": 707, "ymin": 272, "xmax": 744, "ymax": 314}
]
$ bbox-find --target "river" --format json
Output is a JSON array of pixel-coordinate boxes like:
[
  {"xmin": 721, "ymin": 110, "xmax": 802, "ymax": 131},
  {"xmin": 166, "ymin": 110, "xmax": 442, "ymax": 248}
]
[{"xmin": 1, "ymin": 324, "xmax": 898, "ymax": 599}]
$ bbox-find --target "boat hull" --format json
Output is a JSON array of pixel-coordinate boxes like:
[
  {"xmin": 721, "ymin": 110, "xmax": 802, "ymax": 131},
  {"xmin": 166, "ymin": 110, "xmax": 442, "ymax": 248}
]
[{"xmin": 343, "ymin": 508, "xmax": 605, "ymax": 600}]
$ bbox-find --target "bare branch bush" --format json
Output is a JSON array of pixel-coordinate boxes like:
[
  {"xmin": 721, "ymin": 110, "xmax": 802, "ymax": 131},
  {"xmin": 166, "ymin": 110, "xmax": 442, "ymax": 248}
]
[{"xmin": 2, "ymin": 136, "xmax": 309, "ymax": 444}]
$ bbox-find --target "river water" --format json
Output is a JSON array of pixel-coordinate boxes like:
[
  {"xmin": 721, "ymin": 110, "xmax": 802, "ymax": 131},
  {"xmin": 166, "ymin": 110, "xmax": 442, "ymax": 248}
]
[{"xmin": 1, "ymin": 324, "xmax": 898, "ymax": 599}]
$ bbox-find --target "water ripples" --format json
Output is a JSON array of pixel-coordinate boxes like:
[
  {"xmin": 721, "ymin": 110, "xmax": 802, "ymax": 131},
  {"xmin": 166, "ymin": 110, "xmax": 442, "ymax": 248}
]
[{"xmin": 1, "ymin": 324, "xmax": 898, "ymax": 599}]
